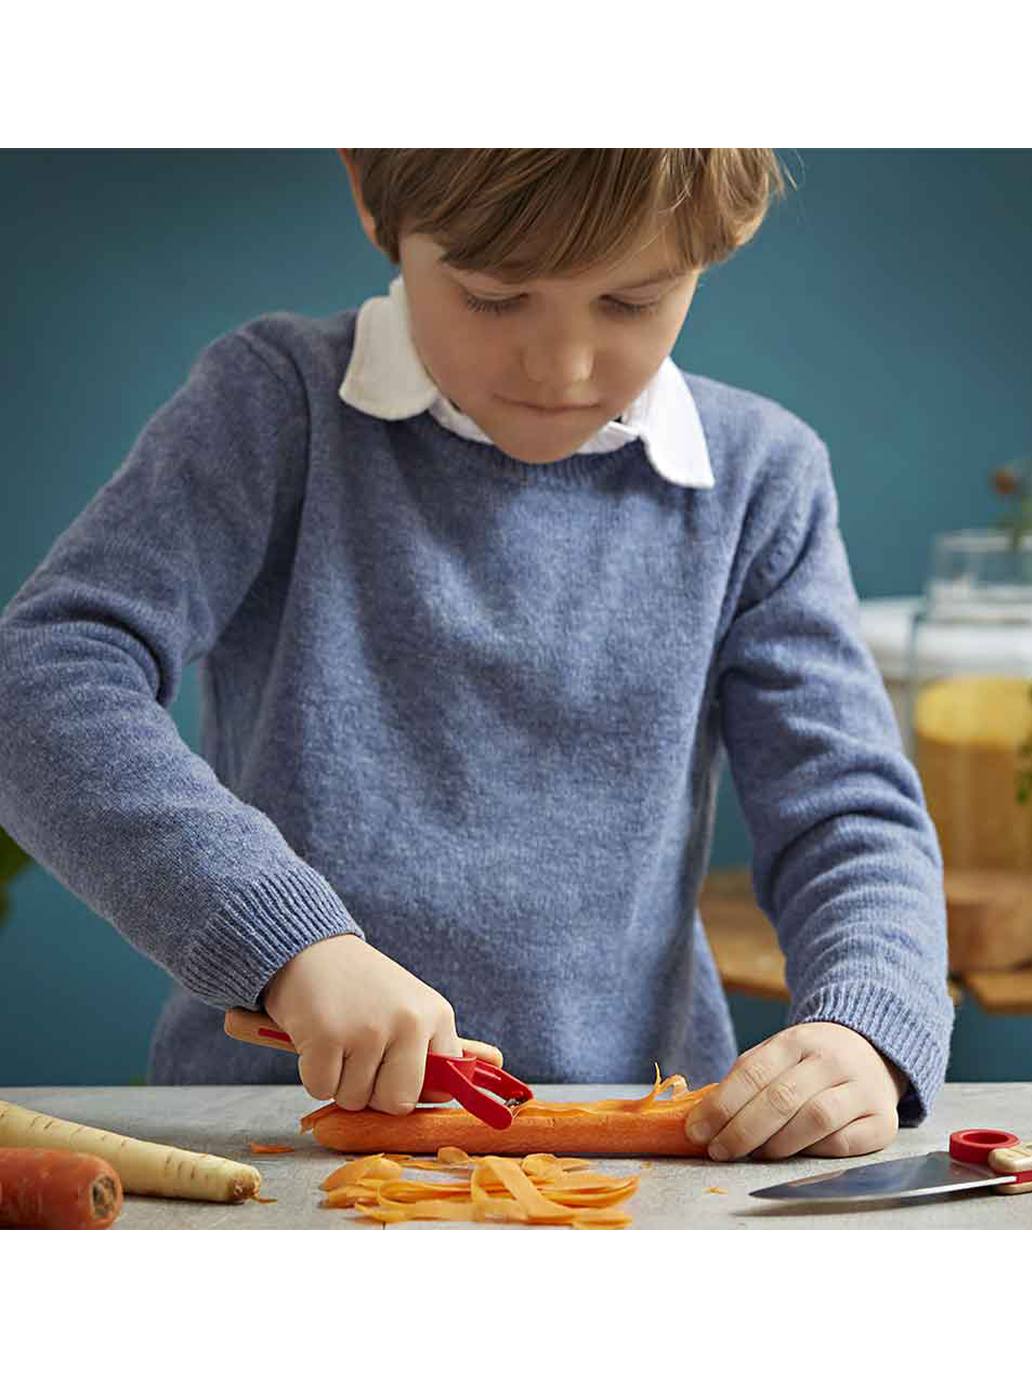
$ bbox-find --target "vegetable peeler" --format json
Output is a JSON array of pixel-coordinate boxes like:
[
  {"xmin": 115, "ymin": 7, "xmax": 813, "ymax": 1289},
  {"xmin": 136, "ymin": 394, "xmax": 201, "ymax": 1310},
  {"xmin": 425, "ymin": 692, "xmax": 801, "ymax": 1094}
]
[{"xmin": 223, "ymin": 1007, "xmax": 533, "ymax": 1130}]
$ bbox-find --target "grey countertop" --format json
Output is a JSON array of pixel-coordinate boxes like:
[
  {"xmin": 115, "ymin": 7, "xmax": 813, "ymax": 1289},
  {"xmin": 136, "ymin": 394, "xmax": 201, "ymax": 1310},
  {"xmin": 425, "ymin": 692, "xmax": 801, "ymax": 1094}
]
[{"xmin": 2, "ymin": 1081, "xmax": 1029, "ymax": 1229}]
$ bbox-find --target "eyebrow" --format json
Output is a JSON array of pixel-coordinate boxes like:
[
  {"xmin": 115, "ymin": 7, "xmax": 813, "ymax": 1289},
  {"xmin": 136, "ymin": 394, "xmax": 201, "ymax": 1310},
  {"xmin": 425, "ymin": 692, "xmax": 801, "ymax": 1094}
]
[
  {"xmin": 451, "ymin": 261, "xmax": 689, "ymax": 293},
  {"xmin": 610, "ymin": 268, "xmax": 688, "ymax": 292}
]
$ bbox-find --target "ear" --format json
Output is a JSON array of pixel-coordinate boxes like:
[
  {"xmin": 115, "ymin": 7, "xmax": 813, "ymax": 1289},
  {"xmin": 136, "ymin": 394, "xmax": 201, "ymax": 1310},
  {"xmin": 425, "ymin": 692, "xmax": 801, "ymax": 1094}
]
[{"xmin": 338, "ymin": 149, "xmax": 382, "ymax": 253}]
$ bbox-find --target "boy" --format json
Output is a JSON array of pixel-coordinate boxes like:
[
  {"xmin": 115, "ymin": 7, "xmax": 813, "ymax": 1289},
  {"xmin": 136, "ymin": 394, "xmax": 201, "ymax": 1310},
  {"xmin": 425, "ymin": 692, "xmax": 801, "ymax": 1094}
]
[{"xmin": 0, "ymin": 150, "xmax": 952, "ymax": 1162}]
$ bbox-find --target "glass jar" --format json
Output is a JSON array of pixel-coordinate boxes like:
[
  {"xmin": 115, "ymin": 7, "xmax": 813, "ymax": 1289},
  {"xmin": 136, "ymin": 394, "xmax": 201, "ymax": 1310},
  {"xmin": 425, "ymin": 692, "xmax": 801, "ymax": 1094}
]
[{"xmin": 905, "ymin": 529, "xmax": 1032, "ymax": 872}]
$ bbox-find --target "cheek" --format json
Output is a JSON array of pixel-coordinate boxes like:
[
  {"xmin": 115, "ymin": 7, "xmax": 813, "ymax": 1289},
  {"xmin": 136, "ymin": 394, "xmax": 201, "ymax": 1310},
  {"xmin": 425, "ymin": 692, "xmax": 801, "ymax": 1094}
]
[
  {"xmin": 434, "ymin": 324, "xmax": 507, "ymax": 393},
  {"xmin": 417, "ymin": 302, "xmax": 480, "ymax": 363}
]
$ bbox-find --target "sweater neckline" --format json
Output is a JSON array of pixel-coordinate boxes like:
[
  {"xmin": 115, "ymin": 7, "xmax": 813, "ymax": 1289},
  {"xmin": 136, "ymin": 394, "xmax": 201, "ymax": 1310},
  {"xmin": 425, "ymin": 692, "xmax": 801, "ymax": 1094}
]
[{"xmin": 405, "ymin": 410, "xmax": 649, "ymax": 491}]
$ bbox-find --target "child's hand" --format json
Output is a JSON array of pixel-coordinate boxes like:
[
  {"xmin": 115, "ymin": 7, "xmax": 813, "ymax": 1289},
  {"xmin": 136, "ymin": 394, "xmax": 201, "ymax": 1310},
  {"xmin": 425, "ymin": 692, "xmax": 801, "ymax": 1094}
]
[
  {"xmin": 683, "ymin": 1021, "xmax": 908, "ymax": 1160},
  {"xmin": 263, "ymin": 934, "xmax": 503, "ymax": 1114}
]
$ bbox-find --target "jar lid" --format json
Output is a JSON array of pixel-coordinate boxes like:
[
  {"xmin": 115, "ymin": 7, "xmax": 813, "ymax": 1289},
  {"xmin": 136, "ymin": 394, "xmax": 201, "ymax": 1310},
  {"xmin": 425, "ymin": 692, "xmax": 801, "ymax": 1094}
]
[{"xmin": 858, "ymin": 596, "xmax": 1032, "ymax": 679}]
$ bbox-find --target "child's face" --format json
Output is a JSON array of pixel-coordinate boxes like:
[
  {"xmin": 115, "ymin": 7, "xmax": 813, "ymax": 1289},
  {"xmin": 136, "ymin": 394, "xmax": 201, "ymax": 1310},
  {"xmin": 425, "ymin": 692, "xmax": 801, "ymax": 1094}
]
[{"xmin": 398, "ymin": 230, "xmax": 700, "ymax": 466}]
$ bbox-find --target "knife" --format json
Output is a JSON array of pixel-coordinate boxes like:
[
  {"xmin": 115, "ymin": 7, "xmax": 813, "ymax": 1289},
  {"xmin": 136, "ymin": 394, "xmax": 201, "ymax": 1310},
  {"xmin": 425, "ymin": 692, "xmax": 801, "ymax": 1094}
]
[{"xmin": 750, "ymin": 1128, "xmax": 1032, "ymax": 1203}]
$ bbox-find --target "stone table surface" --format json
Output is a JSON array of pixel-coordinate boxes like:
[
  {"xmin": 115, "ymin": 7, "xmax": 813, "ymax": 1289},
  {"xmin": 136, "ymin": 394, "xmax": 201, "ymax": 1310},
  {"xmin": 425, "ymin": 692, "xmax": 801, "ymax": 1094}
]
[{"xmin": 2, "ymin": 1081, "xmax": 1029, "ymax": 1229}]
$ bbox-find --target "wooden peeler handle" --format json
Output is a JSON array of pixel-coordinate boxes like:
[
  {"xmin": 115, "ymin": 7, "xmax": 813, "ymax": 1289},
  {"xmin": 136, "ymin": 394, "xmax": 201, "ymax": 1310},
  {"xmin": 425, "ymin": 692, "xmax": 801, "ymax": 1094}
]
[{"xmin": 224, "ymin": 1007, "xmax": 298, "ymax": 1051}]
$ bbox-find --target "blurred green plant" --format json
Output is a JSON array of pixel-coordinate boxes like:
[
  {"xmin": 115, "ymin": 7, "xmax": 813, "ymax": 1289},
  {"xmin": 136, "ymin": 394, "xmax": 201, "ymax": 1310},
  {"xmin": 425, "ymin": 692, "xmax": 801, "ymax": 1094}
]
[
  {"xmin": 0, "ymin": 827, "xmax": 33, "ymax": 929},
  {"xmin": 991, "ymin": 460, "xmax": 1032, "ymax": 551},
  {"xmin": 1019, "ymin": 689, "xmax": 1032, "ymax": 807}
]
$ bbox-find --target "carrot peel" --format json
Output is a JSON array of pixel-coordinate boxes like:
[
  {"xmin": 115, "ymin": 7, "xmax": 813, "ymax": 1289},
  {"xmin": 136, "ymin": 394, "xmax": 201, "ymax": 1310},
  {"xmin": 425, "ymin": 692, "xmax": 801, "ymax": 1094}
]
[{"xmin": 322, "ymin": 1145, "xmax": 640, "ymax": 1228}]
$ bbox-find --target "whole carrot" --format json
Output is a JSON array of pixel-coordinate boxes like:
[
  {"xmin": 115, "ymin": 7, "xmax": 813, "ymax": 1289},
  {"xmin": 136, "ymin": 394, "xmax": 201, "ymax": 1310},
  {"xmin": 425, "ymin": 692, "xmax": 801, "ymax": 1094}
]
[
  {"xmin": 302, "ymin": 1073, "xmax": 716, "ymax": 1158},
  {"xmin": 0, "ymin": 1148, "xmax": 123, "ymax": 1229},
  {"xmin": 0, "ymin": 1100, "xmax": 261, "ymax": 1203}
]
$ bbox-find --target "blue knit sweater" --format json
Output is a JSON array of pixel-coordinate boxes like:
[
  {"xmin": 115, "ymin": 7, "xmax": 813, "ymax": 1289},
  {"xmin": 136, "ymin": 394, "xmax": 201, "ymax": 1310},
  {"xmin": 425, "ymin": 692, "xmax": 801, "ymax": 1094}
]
[{"xmin": 0, "ymin": 307, "xmax": 954, "ymax": 1122}]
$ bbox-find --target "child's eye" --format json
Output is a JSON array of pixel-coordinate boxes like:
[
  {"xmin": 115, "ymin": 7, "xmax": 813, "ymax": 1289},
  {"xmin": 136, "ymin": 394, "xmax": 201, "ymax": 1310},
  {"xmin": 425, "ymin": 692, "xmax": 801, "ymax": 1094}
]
[{"xmin": 460, "ymin": 289, "xmax": 661, "ymax": 318}]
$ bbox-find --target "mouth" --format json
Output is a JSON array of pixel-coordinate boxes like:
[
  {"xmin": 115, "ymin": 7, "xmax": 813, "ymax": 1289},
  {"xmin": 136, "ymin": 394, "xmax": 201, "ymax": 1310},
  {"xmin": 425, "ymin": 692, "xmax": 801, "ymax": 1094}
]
[{"xmin": 505, "ymin": 398, "xmax": 599, "ymax": 414}]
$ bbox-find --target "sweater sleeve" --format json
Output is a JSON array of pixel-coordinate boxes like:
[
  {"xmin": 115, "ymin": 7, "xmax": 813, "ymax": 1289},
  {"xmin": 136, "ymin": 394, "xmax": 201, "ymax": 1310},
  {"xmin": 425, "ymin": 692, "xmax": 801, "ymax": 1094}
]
[
  {"xmin": 0, "ymin": 329, "xmax": 365, "ymax": 1011},
  {"xmin": 713, "ymin": 434, "xmax": 954, "ymax": 1125}
]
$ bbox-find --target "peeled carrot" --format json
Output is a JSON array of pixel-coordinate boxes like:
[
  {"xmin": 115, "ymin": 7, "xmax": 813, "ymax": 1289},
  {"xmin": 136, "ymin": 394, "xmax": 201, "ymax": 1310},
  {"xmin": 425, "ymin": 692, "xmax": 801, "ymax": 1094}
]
[
  {"xmin": 0, "ymin": 1148, "xmax": 123, "ymax": 1230},
  {"xmin": 301, "ymin": 1068, "xmax": 715, "ymax": 1158},
  {"xmin": 0, "ymin": 1100, "xmax": 262, "ymax": 1203}
]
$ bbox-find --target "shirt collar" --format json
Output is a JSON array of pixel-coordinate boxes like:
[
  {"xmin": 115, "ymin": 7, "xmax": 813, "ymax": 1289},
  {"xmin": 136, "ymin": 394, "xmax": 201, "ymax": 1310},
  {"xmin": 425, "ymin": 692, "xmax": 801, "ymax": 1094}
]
[{"xmin": 339, "ymin": 274, "xmax": 714, "ymax": 489}]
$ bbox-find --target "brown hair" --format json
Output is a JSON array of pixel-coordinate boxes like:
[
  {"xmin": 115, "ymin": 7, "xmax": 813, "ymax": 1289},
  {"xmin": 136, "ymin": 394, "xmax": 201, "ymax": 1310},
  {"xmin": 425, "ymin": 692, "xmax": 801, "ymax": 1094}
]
[{"xmin": 342, "ymin": 149, "xmax": 792, "ymax": 283}]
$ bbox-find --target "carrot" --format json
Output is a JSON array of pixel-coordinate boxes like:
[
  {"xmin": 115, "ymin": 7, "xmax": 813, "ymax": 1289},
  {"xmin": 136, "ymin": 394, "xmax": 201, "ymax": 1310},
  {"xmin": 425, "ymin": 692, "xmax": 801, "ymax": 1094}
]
[
  {"xmin": 0, "ymin": 1148, "xmax": 123, "ymax": 1229},
  {"xmin": 318, "ymin": 1148, "xmax": 640, "ymax": 1227},
  {"xmin": 0, "ymin": 1100, "xmax": 261, "ymax": 1204},
  {"xmin": 301, "ymin": 1067, "xmax": 715, "ymax": 1158}
]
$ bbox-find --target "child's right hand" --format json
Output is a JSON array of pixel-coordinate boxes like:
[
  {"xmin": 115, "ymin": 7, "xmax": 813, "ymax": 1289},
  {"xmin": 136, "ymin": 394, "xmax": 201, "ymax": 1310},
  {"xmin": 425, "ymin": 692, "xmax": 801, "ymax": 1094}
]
[{"xmin": 262, "ymin": 934, "xmax": 502, "ymax": 1114}]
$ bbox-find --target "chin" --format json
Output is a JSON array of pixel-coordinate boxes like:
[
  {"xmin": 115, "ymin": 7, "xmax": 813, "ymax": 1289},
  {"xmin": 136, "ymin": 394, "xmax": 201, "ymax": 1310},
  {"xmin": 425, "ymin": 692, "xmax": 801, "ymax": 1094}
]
[
  {"xmin": 491, "ymin": 420, "xmax": 599, "ymax": 467},
  {"xmin": 496, "ymin": 438, "xmax": 582, "ymax": 467}
]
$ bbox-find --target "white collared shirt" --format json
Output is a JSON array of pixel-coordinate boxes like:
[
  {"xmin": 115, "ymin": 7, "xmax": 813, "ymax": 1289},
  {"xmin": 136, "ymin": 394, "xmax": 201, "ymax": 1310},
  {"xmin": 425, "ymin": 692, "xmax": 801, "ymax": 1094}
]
[{"xmin": 339, "ymin": 275, "xmax": 714, "ymax": 489}]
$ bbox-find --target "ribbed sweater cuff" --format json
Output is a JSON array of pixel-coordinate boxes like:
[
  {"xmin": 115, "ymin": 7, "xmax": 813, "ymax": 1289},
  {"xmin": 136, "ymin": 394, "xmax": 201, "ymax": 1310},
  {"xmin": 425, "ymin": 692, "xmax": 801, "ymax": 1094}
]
[
  {"xmin": 180, "ymin": 864, "xmax": 365, "ymax": 1010},
  {"xmin": 788, "ymin": 981, "xmax": 951, "ymax": 1127}
]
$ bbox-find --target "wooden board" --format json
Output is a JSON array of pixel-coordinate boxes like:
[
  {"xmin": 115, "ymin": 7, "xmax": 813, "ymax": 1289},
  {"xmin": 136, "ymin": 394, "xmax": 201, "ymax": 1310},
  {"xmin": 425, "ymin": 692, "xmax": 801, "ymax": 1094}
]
[
  {"xmin": 960, "ymin": 968, "xmax": 1032, "ymax": 1016},
  {"xmin": 699, "ymin": 892, "xmax": 787, "ymax": 1001},
  {"xmin": 700, "ymin": 869, "xmax": 963, "ymax": 1006},
  {"xmin": 943, "ymin": 868, "xmax": 1032, "ymax": 972}
]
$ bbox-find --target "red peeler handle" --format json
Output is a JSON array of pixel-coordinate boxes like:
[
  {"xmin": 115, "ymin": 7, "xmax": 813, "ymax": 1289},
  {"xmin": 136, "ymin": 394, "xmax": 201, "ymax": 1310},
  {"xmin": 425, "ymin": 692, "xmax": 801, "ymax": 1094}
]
[
  {"xmin": 421, "ymin": 1053, "xmax": 533, "ymax": 1131},
  {"xmin": 223, "ymin": 1008, "xmax": 532, "ymax": 1130}
]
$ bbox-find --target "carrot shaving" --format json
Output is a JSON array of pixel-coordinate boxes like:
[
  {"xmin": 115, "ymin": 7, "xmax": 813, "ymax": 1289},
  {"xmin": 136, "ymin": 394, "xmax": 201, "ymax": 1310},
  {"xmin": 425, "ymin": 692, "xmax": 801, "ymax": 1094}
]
[
  {"xmin": 298, "ymin": 1063, "xmax": 695, "ymax": 1137},
  {"xmin": 510, "ymin": 1064, "xmax": 692, "ymax": 1117},
  {"xmin": 320, "ymin": 1154, "xmax": 405, "ymax": 1190},
  {"xmin": 248, "ymin": 1142, "xmax": 297, "ymax": 1154},
  {"xmin": 318, "ymin": 1145, "xmax": 641, "ymax": 1228},
  {"xmin": 299, "ymin": 1103, "xmax": 343, "ymax": 1133},
  {"xmin": 255, "ymin": 1196, "xmax": 278, "ymax": 1203}
]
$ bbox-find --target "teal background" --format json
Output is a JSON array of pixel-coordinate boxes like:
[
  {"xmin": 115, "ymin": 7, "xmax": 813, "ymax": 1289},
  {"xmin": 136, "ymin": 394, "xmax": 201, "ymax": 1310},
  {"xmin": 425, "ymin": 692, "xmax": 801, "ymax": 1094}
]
[{"xmin": 2, "ymin": 149, "xmax": 1030, "ymax": 1086}]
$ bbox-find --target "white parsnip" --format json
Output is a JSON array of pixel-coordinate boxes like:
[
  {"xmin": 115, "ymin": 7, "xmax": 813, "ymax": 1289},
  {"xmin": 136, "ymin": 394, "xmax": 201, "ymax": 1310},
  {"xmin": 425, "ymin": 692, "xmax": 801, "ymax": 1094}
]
[{"xmin": 0, "ymin": 1100, "xmax": 261, "ymax": 1203}]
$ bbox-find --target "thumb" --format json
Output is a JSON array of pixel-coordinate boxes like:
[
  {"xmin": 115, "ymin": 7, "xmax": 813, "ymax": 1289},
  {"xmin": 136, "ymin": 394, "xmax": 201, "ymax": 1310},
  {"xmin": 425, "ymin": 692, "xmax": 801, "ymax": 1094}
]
[
  {"xmin": 419, "ymin": 1038, "xmax": 506, "ymax": 1103},
  {"xmin": 458, "ymin": 1037, "xmax": 504, "ymax": 1067}
]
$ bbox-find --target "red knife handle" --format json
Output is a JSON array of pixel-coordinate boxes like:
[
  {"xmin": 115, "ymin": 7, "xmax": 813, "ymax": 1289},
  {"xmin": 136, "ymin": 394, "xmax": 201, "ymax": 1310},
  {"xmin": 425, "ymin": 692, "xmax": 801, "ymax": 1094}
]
[
  {"xmin": 949, "ymin": 1128, "xmax": 1020, "ymax": 1164},
  {"xmin": 950, "ymin": 1129, "xmax": 1032, "ymax": 1194}
]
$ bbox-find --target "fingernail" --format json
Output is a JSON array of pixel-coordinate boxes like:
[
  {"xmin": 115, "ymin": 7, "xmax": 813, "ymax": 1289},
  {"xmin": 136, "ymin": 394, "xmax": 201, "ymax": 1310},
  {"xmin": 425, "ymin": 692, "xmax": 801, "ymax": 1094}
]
[
  {"xmin": 686, "ymin": 1118, "xmax": 712, "ymax": 1143},
  {"xmin": 709, "ymin": 1142, "xmax": 730, "ymax": 1161}
]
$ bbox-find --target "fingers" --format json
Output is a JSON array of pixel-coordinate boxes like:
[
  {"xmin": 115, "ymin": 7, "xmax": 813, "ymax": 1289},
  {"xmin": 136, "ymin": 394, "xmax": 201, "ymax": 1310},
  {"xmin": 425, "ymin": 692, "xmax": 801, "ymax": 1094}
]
[
  {"xmin": 412, "ymin": 1022, "xmax": 465, "ymax": 1103},
  {"xmin": 369, "ymin": 1029, "xmax": 429, "ymax": 1115},
  {"xmin": 413, "ymin": 1034, "xmax": 505, "ymax": 1103},
  {"xmin": 684, "ymin": 1037, "xmax": 803, "ymax": 1156},
  {"xmin": 712, "ymin": 1057, "xmax": 851, "ymax": 1161},
  {"xmin": 298, "ymin": 1018, "xmax": 502, "ymax": 1115},
  {"xmin": 354, "ymin": 1015, "xmax": 463, "ymax": 1115},
  {"xmin": 334, "ymin": 1034, "xmax": 384, "ymax": 1111},
  {"xmin": 801, "ymin": 1109, "xmax": 899, "ymax": 1158},
  {"xmin": 296, "ymin": 1041, "xmax": 345, "ymax": 1105},
  {"xmin": 745, "ymin": 1080, "xmax": 862, "ymax": 1159},
  {"xmin": 457, "ymin": 1038, "xmax": 503, "ymax": 1067},
  {"xmin": 683, "ymin": 1023, "xmax": 903, "ymax": 1161},
  {"xmin": 428, "ymin": 1022, "xmax": 464, "ymax": 1059}
]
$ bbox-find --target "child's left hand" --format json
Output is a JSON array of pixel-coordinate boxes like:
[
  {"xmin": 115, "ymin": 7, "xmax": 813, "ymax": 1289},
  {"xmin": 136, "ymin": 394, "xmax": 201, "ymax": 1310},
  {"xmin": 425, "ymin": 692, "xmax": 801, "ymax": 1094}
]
[{"xmin": 683, "ymin": 1021, "xmax": 909, "ymax": 1160}]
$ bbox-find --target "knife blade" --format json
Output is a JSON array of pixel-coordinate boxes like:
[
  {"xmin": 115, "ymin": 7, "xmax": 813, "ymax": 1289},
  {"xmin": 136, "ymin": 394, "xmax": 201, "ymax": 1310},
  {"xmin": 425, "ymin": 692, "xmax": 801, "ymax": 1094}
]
[
  {"xmin": 750, "ymin": 1151, "xmax": 1013, "ymax": 1202},
  {"xmin": 750, "ymin": 1130, "xmax": 1032, "ymax": 1203}
]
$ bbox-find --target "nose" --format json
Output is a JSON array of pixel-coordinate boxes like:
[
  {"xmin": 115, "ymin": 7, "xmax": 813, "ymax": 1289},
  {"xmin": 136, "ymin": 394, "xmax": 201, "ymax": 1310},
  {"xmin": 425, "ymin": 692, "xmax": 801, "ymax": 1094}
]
[{"xmin": 521, "ymin": 333, "xmax": 594, "ymax": 389}]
